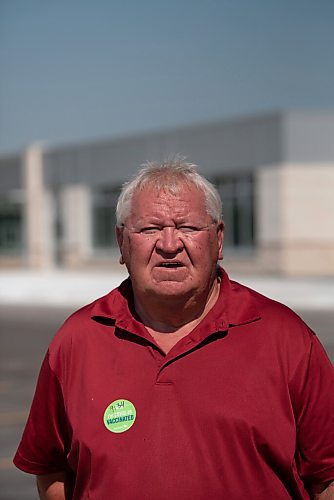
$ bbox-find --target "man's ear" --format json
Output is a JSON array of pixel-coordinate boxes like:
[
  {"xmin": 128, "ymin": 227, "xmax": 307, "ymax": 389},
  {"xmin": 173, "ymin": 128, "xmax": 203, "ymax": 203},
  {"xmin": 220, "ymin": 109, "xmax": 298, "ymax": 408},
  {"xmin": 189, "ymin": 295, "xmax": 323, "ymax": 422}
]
[
  {"xmin": 116, "ymin": 225, "xmax": 123, "ymax": 247},
  {"xmin": 217, "ymin": 221, "xmax": 224, "ymax": 261},
  {"xmin": 116, "ymin": 226, "xmax": 124, "ymax": 264}
]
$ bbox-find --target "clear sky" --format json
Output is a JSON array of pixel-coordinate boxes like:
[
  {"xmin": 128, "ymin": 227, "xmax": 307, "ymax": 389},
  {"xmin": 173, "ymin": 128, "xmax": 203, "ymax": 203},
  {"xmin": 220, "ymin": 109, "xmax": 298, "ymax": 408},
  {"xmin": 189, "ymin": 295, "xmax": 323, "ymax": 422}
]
[{"xmin": 0, "ymin": 0, "xmax": 333, "ymax": 154}]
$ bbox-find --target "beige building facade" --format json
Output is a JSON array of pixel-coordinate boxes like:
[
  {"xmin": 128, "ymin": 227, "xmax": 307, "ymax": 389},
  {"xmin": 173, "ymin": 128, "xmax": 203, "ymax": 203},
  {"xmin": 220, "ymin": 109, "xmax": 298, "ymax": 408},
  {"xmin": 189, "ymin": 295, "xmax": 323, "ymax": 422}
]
[
  {"xmin": 1, "ymin": 110, "xmax": 334, "ymax": 276},
  {"xmin": 257, "ymin": 163, "xmax": 334, "ymax": 275}
]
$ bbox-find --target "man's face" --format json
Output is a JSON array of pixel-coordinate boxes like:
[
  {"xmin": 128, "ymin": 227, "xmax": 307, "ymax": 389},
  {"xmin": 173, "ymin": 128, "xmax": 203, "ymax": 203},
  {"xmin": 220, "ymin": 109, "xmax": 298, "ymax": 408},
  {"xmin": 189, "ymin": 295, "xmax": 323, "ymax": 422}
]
[{"xmin": 116, "ymin": 184, "xmax": 224, "ymax": 303}]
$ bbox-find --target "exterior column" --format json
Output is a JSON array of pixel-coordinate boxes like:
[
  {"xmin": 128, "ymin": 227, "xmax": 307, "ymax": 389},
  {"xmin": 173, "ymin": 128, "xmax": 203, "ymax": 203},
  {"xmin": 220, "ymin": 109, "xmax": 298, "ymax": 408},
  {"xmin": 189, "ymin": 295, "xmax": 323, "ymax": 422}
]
[
  {"xmin": 255, "ymin": 165, "xmax": 283, "ymax": 274},
  {"xmin": 22, "ymin": 144, "xmax": 55, "ymax": 269},
  {"xmin": 59, "ymin": 184, "xmax": 92, "ymax": 267}
]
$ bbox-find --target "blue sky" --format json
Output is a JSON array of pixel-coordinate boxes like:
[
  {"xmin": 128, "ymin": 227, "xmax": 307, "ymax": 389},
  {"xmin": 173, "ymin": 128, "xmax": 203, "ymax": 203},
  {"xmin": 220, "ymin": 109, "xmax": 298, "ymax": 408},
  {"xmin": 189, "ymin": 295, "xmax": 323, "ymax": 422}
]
[{"xmin": 0, "ymin": 0, "xmax": 334, "ymax": 154}]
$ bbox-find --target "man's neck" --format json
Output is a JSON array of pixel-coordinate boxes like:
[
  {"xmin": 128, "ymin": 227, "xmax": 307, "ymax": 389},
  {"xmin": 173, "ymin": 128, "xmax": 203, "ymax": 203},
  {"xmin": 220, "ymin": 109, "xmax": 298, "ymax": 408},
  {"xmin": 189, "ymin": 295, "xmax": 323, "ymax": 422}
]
[{"xmin": 134, "ymin": 278, "xmax": 221, "ymax": 334}]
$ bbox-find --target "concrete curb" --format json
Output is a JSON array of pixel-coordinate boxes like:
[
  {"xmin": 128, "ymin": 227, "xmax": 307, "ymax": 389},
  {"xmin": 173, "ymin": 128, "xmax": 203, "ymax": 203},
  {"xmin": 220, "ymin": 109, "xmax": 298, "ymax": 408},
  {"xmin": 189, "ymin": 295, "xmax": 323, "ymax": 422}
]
[{"xmin": 1, "ymin": 270, "xmax": 334, "ymax": 311}]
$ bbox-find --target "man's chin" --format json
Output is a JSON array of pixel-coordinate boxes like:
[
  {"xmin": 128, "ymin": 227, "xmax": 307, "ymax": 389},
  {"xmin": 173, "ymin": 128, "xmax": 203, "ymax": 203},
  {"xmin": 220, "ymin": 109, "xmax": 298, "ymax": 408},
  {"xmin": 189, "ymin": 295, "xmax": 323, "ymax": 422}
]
[
  {"xmin": 151, "ymin": 267, "xmax": 189, "ymax": 282},
  {"xmin": 132, "ymin": 271, "xmax": 194, "ymax": 299},
  {"xmin": 147, "ymin": 280, "xmax": 196, "ymax": 301}
]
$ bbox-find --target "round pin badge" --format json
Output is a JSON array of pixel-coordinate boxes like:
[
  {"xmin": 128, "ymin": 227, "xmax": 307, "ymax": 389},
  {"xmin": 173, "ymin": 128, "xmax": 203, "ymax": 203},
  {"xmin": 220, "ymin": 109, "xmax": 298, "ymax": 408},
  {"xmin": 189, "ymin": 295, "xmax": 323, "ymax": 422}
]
[{"xmin": 103, "ymin": 399, "xmax": 136, "ymax": 433}]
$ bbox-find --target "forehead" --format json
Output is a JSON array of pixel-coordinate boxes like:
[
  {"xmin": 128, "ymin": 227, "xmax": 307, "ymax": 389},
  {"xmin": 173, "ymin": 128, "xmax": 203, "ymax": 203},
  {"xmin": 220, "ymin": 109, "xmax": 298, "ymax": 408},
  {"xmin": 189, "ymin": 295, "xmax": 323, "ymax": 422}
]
[{"xmin": 129, "ymin": 184, "xmax": 208, "ymax": 220}]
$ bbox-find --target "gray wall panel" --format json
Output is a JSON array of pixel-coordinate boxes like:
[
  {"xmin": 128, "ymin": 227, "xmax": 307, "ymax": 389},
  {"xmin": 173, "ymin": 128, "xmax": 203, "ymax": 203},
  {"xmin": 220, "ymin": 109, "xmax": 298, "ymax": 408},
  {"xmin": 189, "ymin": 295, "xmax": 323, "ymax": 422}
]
[
  {"xmin": 42, "ymin": 112, "xmax": 284, "ymax": 188},
  {"xmin": 147, "ymin": 113, "xmax": 283, "ymax": 176},
  {"xmin": 0, "ymin": 155, "xmax": 22, "ymax": 192},
  {"xmin": 283, "ymin": 111, "xmax": 334, "ymax": 162}
]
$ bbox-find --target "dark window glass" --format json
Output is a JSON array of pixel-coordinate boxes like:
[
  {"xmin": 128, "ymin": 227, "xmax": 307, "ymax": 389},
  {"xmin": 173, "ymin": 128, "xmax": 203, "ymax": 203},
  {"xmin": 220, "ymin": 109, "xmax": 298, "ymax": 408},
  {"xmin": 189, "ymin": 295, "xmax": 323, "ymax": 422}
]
[
  {"xmin": 92, "ymin": 188, "xmax": 120, "ymax": 249},
  {"xmin": 0, "ymin": 202, "xmax": 23, "ymax": 253},
  {"xmin": 214, "ymin": 174, "xmax": 254, "ymax": 248}
]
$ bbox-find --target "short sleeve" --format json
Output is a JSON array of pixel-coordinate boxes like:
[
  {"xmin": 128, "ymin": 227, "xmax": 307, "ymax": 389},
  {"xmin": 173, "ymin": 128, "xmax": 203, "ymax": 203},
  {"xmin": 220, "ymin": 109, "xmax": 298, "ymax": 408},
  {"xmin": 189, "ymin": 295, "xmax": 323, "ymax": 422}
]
[
  {"xmin": 292, "ymin": 334, "xmax": 334, "ymax": 486},
  {"xmin": 13, "ymin": 351, "xmax": 69, "ymax": 475}
]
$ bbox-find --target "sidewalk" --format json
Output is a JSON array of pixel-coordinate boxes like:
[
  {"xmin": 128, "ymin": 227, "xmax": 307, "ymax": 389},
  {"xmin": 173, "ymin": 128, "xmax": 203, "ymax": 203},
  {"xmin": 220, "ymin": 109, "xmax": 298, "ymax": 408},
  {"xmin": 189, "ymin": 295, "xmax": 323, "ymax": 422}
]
[{"xmin": 1, "ymin": 269, "xmax": 334, "ymax": 310}]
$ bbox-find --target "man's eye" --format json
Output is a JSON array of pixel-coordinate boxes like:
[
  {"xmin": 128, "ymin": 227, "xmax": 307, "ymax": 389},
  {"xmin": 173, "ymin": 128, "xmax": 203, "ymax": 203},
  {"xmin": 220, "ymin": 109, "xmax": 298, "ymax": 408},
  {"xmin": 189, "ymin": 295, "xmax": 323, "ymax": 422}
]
[
  {"xmin": 178, "ymin": 226, "xmax": 199, "ymax": 233},
  {"xmin": 140, "ymin": 227, "xmax": 160, "ymax": 234}
]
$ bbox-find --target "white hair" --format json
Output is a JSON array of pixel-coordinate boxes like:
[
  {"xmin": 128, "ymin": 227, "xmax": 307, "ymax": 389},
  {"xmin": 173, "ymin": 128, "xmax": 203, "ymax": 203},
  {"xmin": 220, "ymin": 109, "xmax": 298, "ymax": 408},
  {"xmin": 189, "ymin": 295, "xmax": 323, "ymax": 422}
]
[{"xmin": 116, "ymin": 157, "xmax": 222, "ymax": 226}]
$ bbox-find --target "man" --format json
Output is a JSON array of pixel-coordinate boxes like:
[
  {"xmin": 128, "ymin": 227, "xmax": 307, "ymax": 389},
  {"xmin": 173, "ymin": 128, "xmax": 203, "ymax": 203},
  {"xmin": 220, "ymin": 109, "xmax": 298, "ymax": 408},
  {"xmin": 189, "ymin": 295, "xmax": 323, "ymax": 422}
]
[{"xmin": 14, "ymin": 160, "xmax": 334, "ymax": 499}]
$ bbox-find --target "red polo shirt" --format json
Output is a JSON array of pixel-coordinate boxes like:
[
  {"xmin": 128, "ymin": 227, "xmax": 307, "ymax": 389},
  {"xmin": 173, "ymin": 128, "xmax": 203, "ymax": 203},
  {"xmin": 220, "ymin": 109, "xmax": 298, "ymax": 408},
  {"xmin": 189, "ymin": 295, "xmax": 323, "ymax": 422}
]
[{"xmin": 14, "ymin": 270, "xmax": 334, "ymax": 499}]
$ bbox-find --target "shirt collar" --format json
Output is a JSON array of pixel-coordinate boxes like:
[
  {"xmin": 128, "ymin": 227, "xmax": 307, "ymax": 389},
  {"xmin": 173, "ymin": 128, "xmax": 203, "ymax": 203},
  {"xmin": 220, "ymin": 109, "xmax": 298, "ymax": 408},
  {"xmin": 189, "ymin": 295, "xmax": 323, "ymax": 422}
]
[{"xmin": 91, "ymin": 267, "xmax": 261, "ymax": 339}]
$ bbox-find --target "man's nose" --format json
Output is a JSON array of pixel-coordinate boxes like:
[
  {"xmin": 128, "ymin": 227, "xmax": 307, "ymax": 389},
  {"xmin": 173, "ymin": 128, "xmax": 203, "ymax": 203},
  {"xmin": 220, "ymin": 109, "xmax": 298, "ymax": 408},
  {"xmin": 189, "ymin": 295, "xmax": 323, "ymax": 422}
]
[{"xmin": 155, "ymin": 227, "xmax": 183, "ymax": 253}]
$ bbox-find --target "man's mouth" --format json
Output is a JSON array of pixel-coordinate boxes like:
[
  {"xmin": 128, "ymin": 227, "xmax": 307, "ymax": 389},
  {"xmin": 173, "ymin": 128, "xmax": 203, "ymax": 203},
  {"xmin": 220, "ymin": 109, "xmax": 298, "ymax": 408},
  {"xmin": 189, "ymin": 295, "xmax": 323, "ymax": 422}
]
[{"xmin": 158, "ymin": 262, "xmax": 184, "ymax": 268}]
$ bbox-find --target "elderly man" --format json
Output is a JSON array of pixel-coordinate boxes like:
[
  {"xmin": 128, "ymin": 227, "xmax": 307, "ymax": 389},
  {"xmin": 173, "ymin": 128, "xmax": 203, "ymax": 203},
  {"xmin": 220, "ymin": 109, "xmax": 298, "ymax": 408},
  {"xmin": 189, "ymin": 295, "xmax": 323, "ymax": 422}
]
[{"xmin": 14, "ymin": 160, "xmax": 334, "ymax": 499}]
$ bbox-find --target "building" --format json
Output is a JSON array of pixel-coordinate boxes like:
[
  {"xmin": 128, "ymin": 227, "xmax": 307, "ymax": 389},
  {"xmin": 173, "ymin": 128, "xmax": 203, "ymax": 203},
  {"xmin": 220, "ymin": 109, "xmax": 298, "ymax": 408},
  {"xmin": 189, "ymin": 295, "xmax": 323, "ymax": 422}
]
[{"xmin": 1, "ymin": 110, "xmax": 334, "ymax": 276}]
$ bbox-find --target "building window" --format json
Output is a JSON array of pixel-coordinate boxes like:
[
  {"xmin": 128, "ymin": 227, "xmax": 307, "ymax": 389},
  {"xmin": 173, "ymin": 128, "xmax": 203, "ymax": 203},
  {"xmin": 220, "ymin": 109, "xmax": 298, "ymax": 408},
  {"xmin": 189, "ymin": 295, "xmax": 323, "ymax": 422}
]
[
  {"xmin": 92, "ymin": 188, "xmax": 120, "ymax": 249},
  {"xmin": 214, "ymin": 174, "xmax": 254, "ymax": 249},
  {"xmin": 0, "ymin": 200, "xmax": 23, "ymax": 253}
]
